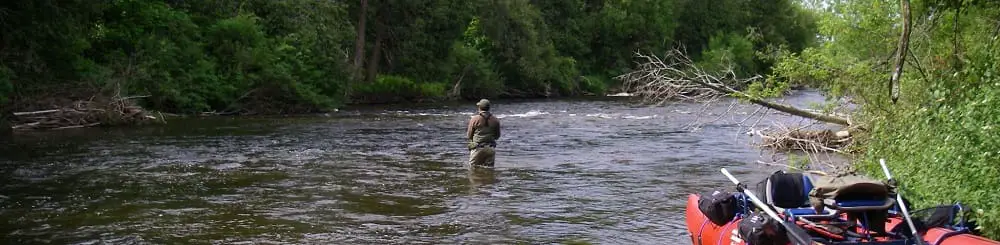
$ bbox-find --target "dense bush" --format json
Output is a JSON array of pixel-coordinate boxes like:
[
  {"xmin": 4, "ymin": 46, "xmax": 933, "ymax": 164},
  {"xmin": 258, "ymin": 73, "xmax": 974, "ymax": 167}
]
[
  {"xmin": 0, "ymin": 0, "xmax": 817, "ymax": 114},
  {"xmin": 0, "ymin": 0, "xmax": 352, "ymax": 114},
  {"xmin": 697, "ymin": 32, "xmax": 758, "ymax": 79},
  {"xmin": 768, "ymin": 0, "xmax": 1000, "ymax": 238},
  {"xmin": 447, "ymin": 42, "xmax": 504, "ymax": 100},
  {"xmin": 0, "ymin": 66, "xmax": 11, "ymax": 104},
  {"xmin": 579, "ymin": 75, "xmax": 609, "ymax": 95},
  {"xmin": 858, "ymin": 31, "xmax": 1000, "ymax": 237},
  {"xmin": 352, "ymin": 75, "xmax": 448, "ymax": 103}
]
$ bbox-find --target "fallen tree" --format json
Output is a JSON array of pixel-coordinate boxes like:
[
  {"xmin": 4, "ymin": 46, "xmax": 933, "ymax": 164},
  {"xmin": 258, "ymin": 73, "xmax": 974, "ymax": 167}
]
[
  {"xmin": 617, "ymin": 49, "xmax": 853, "ymax": 126},
  {"xmin": 615, "ymin": 49, "xmax": 857, "ymax": 169}
]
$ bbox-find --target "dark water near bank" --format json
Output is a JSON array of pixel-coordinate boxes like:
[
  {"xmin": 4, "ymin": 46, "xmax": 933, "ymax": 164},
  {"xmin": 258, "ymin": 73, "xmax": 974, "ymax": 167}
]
[{"xmin": 0, "ymin": 91, "xmax": 838, "ymax": 244}]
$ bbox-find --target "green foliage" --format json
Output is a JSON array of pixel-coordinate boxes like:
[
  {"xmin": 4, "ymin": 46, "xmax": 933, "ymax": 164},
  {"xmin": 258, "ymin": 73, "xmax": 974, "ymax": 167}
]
[
  {"xmin": 352, "ymin": 75, "xmax": 447, "ymax": 103},
  {"xmin": 447, "ymin": 42, "xmax": 504, "ymax": 99},
  {"xmin": 551, "ymin": 57, "xmax": 581, "ymax": 95},
  {"xmin": 859, "ymin": 81, "xmax": 1000, "ymax": 238},
  {"xmin": 744, "ymin": 79, "xmax": 791, "ymax": 99},
  {"xmin": 0, "ymin": 0, "xmax": 352, "ymax": 114},
  {"xmin": 697, "ymin": 32, "xmax": 758, "ymax": 78},
  {"xmin": 862, "ymin": 29, "xmax": 1000, "ymax": 237},
  {"xmin": 476, "ymin": 0, "xmax": 581, "ymax": 97},
  {"xmin": 380, "ymin": 0, "xmax": 476, "ymax": 84},
  {"xmin": 418, "ymin": 83, "xmax": 449, "ymax": 100},
  {"xmin": 0, "ymin": 66, "xmax": 12, "ymax": 105},
  {"xmin": 770, "ymin": 0, "xmax": 1000, "ymax": 238},
  {"xmin": 1, "ymin": 0, "xmax": 818, "ymax": 112},
  {"xmin": 674, "ymin": 0, "xmax": 817, "ymax": 76},
  {"xmin": 579, "ymin": 75, "xmax": 609, "ymax": 95}
]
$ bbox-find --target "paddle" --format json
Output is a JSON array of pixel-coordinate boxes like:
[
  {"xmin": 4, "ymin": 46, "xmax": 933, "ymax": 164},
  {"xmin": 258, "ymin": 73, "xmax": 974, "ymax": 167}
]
[
  {"xmin": 879, "ymin": 159, "xmax": 928, "ymax": 245},
  {"xmin": 721, "ymin": 168, "xmax": 820, "ymax": 245}
]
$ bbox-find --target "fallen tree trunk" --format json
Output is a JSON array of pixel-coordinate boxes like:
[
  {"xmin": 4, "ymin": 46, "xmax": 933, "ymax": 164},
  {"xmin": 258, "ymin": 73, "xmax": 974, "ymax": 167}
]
[
  {"xmin": 684, "ymin": 72, "xmax": 851, "ymax": 126},
  {"xmin": 13, "ymin": 109, "xmax": 62, "ymax": 116}
]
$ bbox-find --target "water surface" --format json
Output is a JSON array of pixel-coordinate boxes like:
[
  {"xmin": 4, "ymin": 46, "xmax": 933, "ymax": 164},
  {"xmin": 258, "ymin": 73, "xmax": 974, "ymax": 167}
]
[{"xmin": 0, "ymin": 92, "xmax": 837, "ymax": 244}]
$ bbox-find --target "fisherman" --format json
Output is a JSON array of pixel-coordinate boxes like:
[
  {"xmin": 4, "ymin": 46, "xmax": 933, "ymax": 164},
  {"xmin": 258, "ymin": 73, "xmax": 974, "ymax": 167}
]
[{"xmin": 466, "ymin": 99, "xmax": 501, "ymax": 167}]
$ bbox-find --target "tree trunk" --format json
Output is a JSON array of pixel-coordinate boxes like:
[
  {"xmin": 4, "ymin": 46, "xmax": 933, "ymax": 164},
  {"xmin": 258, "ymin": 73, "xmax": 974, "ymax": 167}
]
[
  {"xmin": 747, "ymin": 98, "xmax": 851, "ymax": 126},
  {"xmin": 688, "ymin": 76, "xmax": 852, "ymax": 126},
  {"xmin": 889, "ymin": 0, "xmax": 911, "ymax": 104},
  {"xmin": 352, "ymin": 0, "xmax": 369, "ymax": 81},
  {"xmin": 366, "ymin": 17, "xmax": 385, "ymax": 84},
  {"xmin": 450, "ymin": 65, "xmax": 473, "ymax": 99}
]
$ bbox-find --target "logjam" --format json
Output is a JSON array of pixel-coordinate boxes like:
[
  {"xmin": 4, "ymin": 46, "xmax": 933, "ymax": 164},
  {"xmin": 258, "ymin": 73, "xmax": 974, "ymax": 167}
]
[
  {"xmin": 758, "ymin": 129, "xmax": 853, "ymax": 153},
  {"xmin": 8, "ymin": 96, "xmax": 162, "ymax": 131}
]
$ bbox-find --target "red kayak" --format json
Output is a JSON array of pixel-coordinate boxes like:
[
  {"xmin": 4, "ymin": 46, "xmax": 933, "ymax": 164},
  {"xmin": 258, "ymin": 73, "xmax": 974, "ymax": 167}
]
[{"xmin": 686, "ymin": 193, "xmax": 1000, "ymax": 245}]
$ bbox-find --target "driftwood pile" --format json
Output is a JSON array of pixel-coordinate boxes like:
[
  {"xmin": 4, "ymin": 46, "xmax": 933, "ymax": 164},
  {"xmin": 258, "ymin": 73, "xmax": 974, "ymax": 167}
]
[
  {"xmin": 759, "ymin": 129, "xmax": 852, "ymax": 153},
  {"xmin": 8, "ymin": 97, "xmax": 162, "ymax": 131}
]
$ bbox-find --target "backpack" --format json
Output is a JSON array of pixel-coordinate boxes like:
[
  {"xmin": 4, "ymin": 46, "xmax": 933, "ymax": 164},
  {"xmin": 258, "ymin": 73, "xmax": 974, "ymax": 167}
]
[
  {"xmin": 698, "ymin": 189, "xmax": 738, "ymax": 225},
  {"xmin": 738, "ymin": 212, "xmax": 790, "ymax": 245}
]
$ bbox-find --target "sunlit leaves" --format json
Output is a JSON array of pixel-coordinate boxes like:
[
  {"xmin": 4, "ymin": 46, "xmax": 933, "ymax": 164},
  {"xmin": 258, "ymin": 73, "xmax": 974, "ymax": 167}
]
[{"xmin": 777, "ymin": 0, "xmax": 1000, "ymax": 238}]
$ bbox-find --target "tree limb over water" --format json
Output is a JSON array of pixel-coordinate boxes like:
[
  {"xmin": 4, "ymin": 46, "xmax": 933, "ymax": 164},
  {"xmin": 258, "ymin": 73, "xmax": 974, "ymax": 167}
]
[{"xmin": 616, "ymin": 49, "xmax": 852, "ymax": 126}]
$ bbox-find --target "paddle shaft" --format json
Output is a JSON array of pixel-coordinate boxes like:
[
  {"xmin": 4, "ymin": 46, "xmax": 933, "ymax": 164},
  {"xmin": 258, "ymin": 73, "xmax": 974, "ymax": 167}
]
[
  {"xmin": 721, "ymin": 168, "xmax": 819, "ymax": 245},
  {"xmin": 880, "ymin": 159, "xmax": 927, "ymax": 245}
]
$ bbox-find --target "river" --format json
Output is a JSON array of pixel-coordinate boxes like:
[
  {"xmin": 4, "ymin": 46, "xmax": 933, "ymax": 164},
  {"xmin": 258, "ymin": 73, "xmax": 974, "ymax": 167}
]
[{"xmin": 0, "ymin": 91, "xmax": 839, "ymax": 244}]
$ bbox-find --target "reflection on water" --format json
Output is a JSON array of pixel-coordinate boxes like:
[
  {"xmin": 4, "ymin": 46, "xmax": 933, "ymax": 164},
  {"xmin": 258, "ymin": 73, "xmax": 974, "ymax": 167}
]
[
  {"xmin": 468, "ymin": 167, "xmax": 499, "ymax": 188},
  {"xmin": 0, "ymin": 92, "xmax": 836, "ymax": 244}
]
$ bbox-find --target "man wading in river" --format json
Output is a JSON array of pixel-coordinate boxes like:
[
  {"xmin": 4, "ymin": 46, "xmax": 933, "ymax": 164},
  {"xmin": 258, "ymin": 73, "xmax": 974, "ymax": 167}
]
[{"xmin": 466, "ymin": 99, "xmax": 501, "ymax": 167}]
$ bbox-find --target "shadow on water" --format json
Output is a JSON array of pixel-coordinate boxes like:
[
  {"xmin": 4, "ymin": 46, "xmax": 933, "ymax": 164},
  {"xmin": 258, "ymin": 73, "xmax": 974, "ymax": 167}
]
[{"xmin": 0, "ymin": 92, "xmax": 839, "ymax": 244}]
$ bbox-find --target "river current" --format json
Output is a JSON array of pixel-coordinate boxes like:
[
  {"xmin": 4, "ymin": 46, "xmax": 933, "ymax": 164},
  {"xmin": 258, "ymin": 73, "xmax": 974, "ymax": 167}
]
[{"xmin": 0, "ymin": 91, "xmax": 837, "ymax": 244}]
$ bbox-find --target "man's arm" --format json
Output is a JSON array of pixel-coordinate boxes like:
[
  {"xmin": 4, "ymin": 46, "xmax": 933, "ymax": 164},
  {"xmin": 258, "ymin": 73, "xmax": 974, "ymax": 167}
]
[
  {"xmin": 494, "ymin": 117, "xmax": 501, "ymax": 140},
  {"xmin": 466, "ymin": 116, "xmax": 477, "ymax": 140}
]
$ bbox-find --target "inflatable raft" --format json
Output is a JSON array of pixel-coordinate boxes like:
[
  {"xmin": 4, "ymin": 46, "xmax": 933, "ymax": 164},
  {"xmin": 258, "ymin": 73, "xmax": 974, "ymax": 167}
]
[
  {"xmin": 686, "ymin": 194, "xmax": 1000, "ymax": 245},
  {"xmin": 687, "ymin": 168, "xmax": 1000, "ymax": 245}
]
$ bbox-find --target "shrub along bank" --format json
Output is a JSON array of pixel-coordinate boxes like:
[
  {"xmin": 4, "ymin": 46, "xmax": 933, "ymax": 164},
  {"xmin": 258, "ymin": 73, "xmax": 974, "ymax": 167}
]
[
  {"xmin": 767, "ymin": 0, "xmax": 1000, "ymax": 238},
  {"xmin": 0, "ymin": 0, "xmax": 817, "ymax": 117}
]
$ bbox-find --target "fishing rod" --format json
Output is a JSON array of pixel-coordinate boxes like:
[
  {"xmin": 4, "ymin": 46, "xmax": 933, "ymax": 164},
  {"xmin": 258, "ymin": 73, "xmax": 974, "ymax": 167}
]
[{"xmin": 880, "ymin": 158, "xmax": 928, "ymax": 245}]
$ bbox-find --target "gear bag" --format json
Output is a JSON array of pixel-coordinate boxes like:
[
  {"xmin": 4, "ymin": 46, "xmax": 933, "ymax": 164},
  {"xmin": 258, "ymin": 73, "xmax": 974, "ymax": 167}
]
[
  {"xmin": 698, "ymin": 189, "xmax": 738, "ymax": 225},
  {"xmin": 738, "ymin": 212, "xmax": 790, "ymax": 245}
]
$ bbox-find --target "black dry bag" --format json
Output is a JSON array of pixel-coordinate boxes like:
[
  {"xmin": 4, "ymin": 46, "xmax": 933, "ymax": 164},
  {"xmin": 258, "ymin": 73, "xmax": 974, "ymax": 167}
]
[
  {"xmin": 698, "ymin": 189, "xmax": 738, "ymax": 225},
  {"xmin": 738, "ymin": 212, "xmax": 791, "ymax": 245}
]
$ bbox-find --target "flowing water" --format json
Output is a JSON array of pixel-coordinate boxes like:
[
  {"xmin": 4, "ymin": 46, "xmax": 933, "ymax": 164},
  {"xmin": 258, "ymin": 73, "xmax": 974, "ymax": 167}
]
[{"xmin": 0, "ymin": 91, "xmax": 840, "ymax": 244}]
